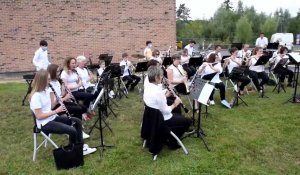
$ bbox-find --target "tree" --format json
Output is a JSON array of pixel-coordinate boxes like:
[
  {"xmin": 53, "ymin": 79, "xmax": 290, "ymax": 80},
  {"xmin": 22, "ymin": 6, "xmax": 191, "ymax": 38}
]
[
  {"xmin": 222, "ymin": 0, "xmax": 233, "ymax": 11},
  {"xmin": 234, "ymin": 16, "xmax": 253, "ymax": 43},
  {"xmin": 176, "ymin": 4, "xmax": 191, "ymax": 21},
  {"xmin": 274, "ymin": 8, "xmax": 291, "ymax": 32},
  {"xmin": 287, "ymin": 16, "xmax": 300, "ymax": 38},
  {"xmin": 261, "ymin": 17, "xmax": 278, "ymax": 39},
  {"xmin": 237, "ymin": 0, "xmax": 244, "ymax": 15}
]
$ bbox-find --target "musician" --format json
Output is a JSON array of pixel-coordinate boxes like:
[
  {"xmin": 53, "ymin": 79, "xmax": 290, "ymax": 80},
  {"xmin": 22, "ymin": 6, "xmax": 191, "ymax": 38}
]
[
  {"xmin": 32, "ymin": 40, "xmax": 51, "ymax": 71},
  {"xmin": 184, "ymin": 40, "xmax": 196, "ymax": 56},
  {"xmin": 271, "ymin": 47, "xmax": 293, "ymax": 87},
  {"xmin": 206, "ymin": 45, "xmax": 222, "ymax": 62},
  {"xmin": 181, "ymin": 48, "xmax": 196, "ymax": 78},
  {"xmin": 97, "ymin": 60, "xmax": 115, "ymax": 98},
  {"xmin": 224, "ymin": 47, "xmax": 251, "ymax": 95},
  {"xmin": 143, "ymin": 66, "xmax": 192, "ymax": 149},
  {"xmin": 144, "ymin": 41, "xmax": 153, "ymax": 60},
  {"xmin": 60, "ymin": 57, "xmax": 96, "ymax": 109},
  {"xmin": 255, "ymin": 32, "xmax": 268, "ymax": 48},
  {"xmin": 29, "ymin": 70, "xmax": 96, "ymax": 155},
  {"xmin": 150, "ymin": 49, "xmax": 162, "ymax": 64},
  {"xmin": 120, "ymin": 53, "xmax": 141, "ymax": 91},
  {"xmin": 76, "ymin": 55, "xmax": 95, "ymax": 93},
  {"xmin": 167, "ymin": 54, "xmax": 189, "ymax": 95},
  {"xmin": 237, "ymin": 44, "xmax": 252, "ymax": 60},
  {"xmin": 247, "ymin": 47, "xmax": 269, "ymax": 92},
  {"xmin": 198, "ymin": 53, "xmax": 231, "ymax": 108}
]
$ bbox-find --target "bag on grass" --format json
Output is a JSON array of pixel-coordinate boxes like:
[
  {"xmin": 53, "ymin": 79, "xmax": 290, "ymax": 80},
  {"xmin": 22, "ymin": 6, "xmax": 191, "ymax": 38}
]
[{"xmin": 53, "ymin": 143, "xmax": 84, "ymax": 170}]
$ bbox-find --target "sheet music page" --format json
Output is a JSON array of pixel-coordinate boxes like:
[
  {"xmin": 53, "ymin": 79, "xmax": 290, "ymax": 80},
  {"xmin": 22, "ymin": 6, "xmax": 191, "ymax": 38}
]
[
  {"xmin": 198, "ymin": 83, "xmax": 214, "ymax": 105},
  {"xmin": 288, "ymin": 52, "xmax": 300, "ymax": 63}
]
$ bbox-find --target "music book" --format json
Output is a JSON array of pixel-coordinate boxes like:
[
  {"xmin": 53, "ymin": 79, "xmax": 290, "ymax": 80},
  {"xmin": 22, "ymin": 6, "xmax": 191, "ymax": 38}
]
[
  {"xmin": 287, "ymin": 52, "xmax": 300, "ymax": 63},
  {"xmin": 190, "ymin": 78, "xmax": 214, "ymax": 106}
]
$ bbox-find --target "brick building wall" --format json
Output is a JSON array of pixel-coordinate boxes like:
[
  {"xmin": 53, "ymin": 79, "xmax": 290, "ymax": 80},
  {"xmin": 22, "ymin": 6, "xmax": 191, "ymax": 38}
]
[{"xmin": 0, "ymin": 0, "xmax": 176, "ymax": 73}]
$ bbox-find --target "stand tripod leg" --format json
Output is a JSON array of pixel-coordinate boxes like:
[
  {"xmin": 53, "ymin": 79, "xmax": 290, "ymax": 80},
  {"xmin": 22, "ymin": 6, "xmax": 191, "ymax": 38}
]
[{"xmin": 197, "ymin": 104, "xmax": 210, "ymax": 151}]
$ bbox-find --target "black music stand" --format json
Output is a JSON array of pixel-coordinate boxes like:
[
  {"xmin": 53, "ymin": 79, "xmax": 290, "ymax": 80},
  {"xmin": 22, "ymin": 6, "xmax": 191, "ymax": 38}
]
[
  {"xmin": 162, "ymin": 56, "xmax": 172, "ymax": 68},
  {"xmin": 229, "ymin": 66, "xmax": 248, "ymax": 107},
  {"xmin": 267, "ymin": 43, "xmax": 279, "ymax": 50},
  {"xmin": 110, "ymin": 64, "xmax": 128, "ymax": 99},
  {"xmin": 135, "ymin": 61, "xmax": 148, "ymax": 83},
  {"xmin": 285, "ymin": 53, "xmax": 300, "ymax": 103},
  {"xmin": 272, "ymin": 58, "xmax": 289, "ymax": 93},
  {"xmin": 187, "ymin": 78, "xmax": 215, "ymax": 151},
  {"xmin": 254, "ymin": 55, "xmax": 270, "ymax": 98},
  {"xmin": 189, "ymin": 56, "xmax": 203, "ymax": 68},
  {"xmin": 22, "ymin": 74, "xmax": 35, "ymax": 106}
]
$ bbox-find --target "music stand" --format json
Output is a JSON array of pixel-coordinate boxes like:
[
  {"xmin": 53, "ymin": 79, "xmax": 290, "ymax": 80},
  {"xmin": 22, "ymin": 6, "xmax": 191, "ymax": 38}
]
[
  {"xmin": 189, "ymin": 55, "xmax": 203, "ymax": 68},
  {"xmin": 272, "ymin": 58, "xmax": 289, "ymax": 93},
  {"xmin": 229, "ymin": 66, "xmax": 248, "ymax": 107},
  {"xmin": 285, "ymin": 53, "xmax": 300, "ymax": 103},
  {"xmin": 254, "ymin": 55, "xmax": 271, "ymax": 98},
  {"xmin": 22, "ymin": 73, "xmax": 35, "ymax": 106},
  {"xmin": 135, "ymin": 61, "xmax": 148, "ymax": 83},
  {"xmin": 267, "ymin": 43, "xmax": 279, "ymax": 50},
  {"xmin": 162, "ymin": 56, "xmax": 172, "ymax": 68}
]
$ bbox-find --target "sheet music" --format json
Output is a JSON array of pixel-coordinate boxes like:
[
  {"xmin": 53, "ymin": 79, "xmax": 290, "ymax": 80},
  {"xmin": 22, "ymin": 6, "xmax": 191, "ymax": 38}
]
[
  {"xmin": 288, "ymin": 52, "xmax": 300, "ymax": 63},
  {"xmin": 189, "ymin": 76, "xmax": 214, "ymax": 106},
  {"xmin": 197, "ymin": 83, "xmax": 214, "ymax": 105}
]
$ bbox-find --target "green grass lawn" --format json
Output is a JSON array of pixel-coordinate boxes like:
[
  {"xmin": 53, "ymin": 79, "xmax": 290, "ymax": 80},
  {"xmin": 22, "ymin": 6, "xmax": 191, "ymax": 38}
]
[{"xmin": 0, "ymin": 82, "xmax": 299, "ymax": 175}]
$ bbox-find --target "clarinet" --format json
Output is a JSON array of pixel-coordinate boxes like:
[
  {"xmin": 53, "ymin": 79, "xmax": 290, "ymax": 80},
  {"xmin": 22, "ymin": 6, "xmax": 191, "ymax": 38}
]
[
  {"xmin": 59, "ymin": 78, "xmax": 78, "ymax": 104},
  {"xmin": 72, "ymin": 69, "xmax": 85, "ymax": 90},
  {"xmin": 162, "ymin": 77, "xmax": 189, "ymax": 113}
]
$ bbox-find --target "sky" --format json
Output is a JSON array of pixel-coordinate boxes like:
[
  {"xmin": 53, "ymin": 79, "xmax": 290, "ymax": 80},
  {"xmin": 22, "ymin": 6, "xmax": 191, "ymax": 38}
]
[{"xmin": 176, "ymin": 0, "xmax": 300, "ymax": 20}]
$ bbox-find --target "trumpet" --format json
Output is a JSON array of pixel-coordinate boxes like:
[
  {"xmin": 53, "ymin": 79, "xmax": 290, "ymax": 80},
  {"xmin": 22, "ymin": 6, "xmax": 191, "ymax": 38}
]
[{"xmin": 162, "ymin": 77, "xmax": 189, "ymax": 113}]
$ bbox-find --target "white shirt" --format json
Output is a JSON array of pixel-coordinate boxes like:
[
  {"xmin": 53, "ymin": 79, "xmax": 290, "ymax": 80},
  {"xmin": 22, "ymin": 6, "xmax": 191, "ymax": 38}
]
[
  {"xmin": 150, "ymin": 56, "xmax": 162, "ymax": 64},
  {"xmin": 184, "ymin": 44, "xmax": 194, "ymax": 56},
  {"xmin": 249, "ymin": 56, "xmax": 265, "ymax": 72},
  {"xmin": 227, "ymin": 58, "xmax": 240, "ymax": 74},
  {"xmin": 168, "ymin": 64, "xmax": 184, "ymax": 85},
  {"xmin": 76, "ymin": 67, "xmax": 94, "ymax": 89},
  {"xmin": 143, "ymin": 82, "xmax": 172, "ymax": 121},
  {"xmin": 49, "ymin": 80, "xmax": 62, "ymax": 97},
  {"xmin": 30, "ymin": 89, "xmax": 57, "ymax": 129},
  {"xmin": 60, "ymin": 70, "xmax": 79, "ymax": 92},
  {"xmin": 32, "ymin": 47, "xmax": 50, "ymax": 71},
  {"xmin": 120, "ymin": 59, "xmax": 131, "ymax": 77},
  {"xmin": 181, "ymin": 55, "xmax": 190, "ymax": 65},
  {"xmin": 206, "ymin": 51, "xmax": 222, "ymax": 61},
  {"xmin": 255, "ymin": 37, "xmax": 268, "ymax": 48},
  {"xmin": 144, "ymin": 47, "xmax": 152, "ymax": 59},
  {"xmin": 200, "ymin": 63, "xmax": 223, "ymax": 83},
  {"xmin": 97, "ymin": 67, "xmax": 104, "ymax": 76},
  {"xmin": 237, "ymin": 49, "xmax": 251, "ymax": 59}
]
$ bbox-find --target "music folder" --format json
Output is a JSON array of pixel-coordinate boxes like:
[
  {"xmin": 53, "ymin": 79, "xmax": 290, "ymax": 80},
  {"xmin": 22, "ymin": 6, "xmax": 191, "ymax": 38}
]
[
  {"xmin": 254, "ymin": 55, "xmax": 270, "ymax": 66},
  {"xmin": 201, "ymin": 72, "xmax": 217, "ymax": 81},
  {"xmin": 287, "ymin": 52, "xmax": 300, "ymax": 64},
  {"xmin": 189, "ymin": 78, "xmax": 214, "ymax": 106},
  {"xmin": 135, "ymin": 61, "xmax": 148, "ymax": 73}
]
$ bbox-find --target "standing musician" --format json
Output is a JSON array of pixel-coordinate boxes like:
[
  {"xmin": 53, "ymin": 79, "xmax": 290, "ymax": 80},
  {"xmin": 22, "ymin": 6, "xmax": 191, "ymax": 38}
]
[
  {"xmin": 167, "ymin": 54, "xmax": 189, "ymax": 95},
  {"xmin": 60, "ymin": 57, "xmax": 96, "ymax": 110},
  {"xmin": 197, "ymin": 53, "xmax": 231, "ymax": 108},
  {"xmin": 32, "ymin": 40, "xmax": 51, "ymax": 71},
  {"xmin": 75, "ymin": 55, "xmax": 95, "ymax": 93},
  {"xmin": 246, "ymin": 47, "xmax": 269, "ymax": 92},
  {"xmin": 143, "ymin": 65, "xmax": 192, "ymax": 149},
  {"xmin": 29, "ymin": 70, "xmax": 96, "ymax": 155},
  {"xmin": 184, "ymin": 40, "xmax": 196, "ymax": 56},
  {"xmin": 238, "ymin": 44, "xmax": 252, "ymax": 61},
  {"xmin": 255, "ymin": 32, "xmax": 268, "ymax": 48},
  {"xmin": 120, "ymin": 53, "xmax": 141, "ymax": 91},
  {"xmin": 181, "ymin": 48, "xmax": 196, "ymax": 78},
  {"xmin": 270, "ymin": 46, "xmax": 293, "ymax": 87},
  {"xmin": 144, "ymin": 41, "xmax": 153, "ymax": 60},
  {"xmin": 224, "ymin": 47, "xmax": 251, "ymax": 95}
]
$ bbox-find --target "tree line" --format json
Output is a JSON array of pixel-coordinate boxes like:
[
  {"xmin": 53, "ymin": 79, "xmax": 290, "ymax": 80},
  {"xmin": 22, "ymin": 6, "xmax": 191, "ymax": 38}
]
[{"xmin": 176, "ymin": 1, "xmax": 300, "ymax": 47}]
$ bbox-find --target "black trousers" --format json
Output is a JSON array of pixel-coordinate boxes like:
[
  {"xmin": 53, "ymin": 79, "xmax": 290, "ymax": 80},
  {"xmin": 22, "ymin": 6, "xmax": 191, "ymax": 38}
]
[
  {"xmin": 41, "ymin": 116, "xmax": 83, "ymax": 144},
  {"xmin": 122, "ymin": 75, "xmax": 141, "ymax": 89},
  {"xmin": 165, "ymin": 113, "xmax": 192, "ymax": 146},
  {"xmin": 167, "ymin": 96, "xmax": 182, "ymax": 114},
  {"xmin": 274, "ymin": 66, "xmax": 293, "ymax": 83},
  {"xmin": 230, "ymin": 76, "xmax": 251, "ymax": 91},
  {"xmin": 72, "ymin": 91, "xmax": 96, "ymax": 109},
  {"xmin": 210, "ymin": 82, "xmax": 226, "ymax": 101},
  {"xmin": 53, "ymin": 101, "xmax": 86, "ymax": 120},
  {"xmin": 248, "ymin": 70, "xmax": 269, "ymax": 91}
]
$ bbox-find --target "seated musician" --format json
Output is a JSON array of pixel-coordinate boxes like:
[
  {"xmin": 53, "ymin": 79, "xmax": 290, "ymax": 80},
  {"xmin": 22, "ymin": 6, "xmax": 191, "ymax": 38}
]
[
  {"xmin": 246, "ymin": 47, "xmax": 269, "ymax": 92},
  {"xmin": 224, "ymin": 47, "xmax": 250, "ymax": 95},
  {"xmin": 120, "ymin": 53, "xmax": 141, "ymax": 91},
  {"xmin": 150, "ymin": 49, "xmax": 163, "ymax": 64},
  {"xmin": 167, "ymin": 54, "xmax": 189, "ymax": 95},
  {"xmin": 29, "ymin": 70, "xmax": 96, "ymax": 155},
  {"xmin": 144, "ymin": 41, "xmax": 153, "ymax": 60},
  {"xmin": 75, "ymin": 55, "xmax": 95, "ymax": 93},
  {"xmin": 237, "ymin": 44, "xmax": 252, "ymax": 61},
  {"xmin": 97, "ymin": 60, "xmax": 115, "ymax": 98},
  {"xmin": 197, "ymin": 53, "xmax": 231, "ymax": 108},
  {"xmin": 143, "ymin": 66, "xmax": 192, "ymax": 149},
  {"xmin": 269, "ymin": 44, "xmax": 283, "ymax": 68},
  {"xmin": 270, "ymin": 46, "xmax": 293, "ymax": 87},
  {"xmin": 181, "ymin": 48, "xmax": 196, "ymax": 78},
  {"xmin": 60, "ymin": 57, "xmax": 96, "ymax": 110},
  {"xmin": 184, "ymin": 40, "xmax": 196, "ymax": 56},
  {"xmin": 206, "ymin": 45, "xmax": 222, "ymax": 61}
]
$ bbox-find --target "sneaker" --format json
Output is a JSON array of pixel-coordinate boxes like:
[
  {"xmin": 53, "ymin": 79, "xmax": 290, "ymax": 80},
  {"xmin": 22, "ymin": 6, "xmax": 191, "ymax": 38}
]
[
  {"xmin": 82, "ymin": 131, "xmax": 90, "ymax": 139},
  {"xmin": 209, "ymin": 100, "xmax": 215, "ymax": 105},
  {"xmin": 109, "ymin": 90, "xmax": 115, "ymax": 96},
  {"xmin": 108, "ymin": 92, "xmax": 114, "ymax": 99},
  {"xmin": 83, "ymin": 144, "xmax": 96, "ymax": 156},
  {"xmin": 221, "ymin": 100, "xmax": 231, "ymax": 109}
]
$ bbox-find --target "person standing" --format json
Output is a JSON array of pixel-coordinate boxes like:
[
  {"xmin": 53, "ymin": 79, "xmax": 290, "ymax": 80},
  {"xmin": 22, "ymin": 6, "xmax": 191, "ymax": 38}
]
[
  {"xmin": 144, "ymin": 41, "xmax": 153, "ymax": 60},
  {"xmin": 33, "ymin": 40, "xmax": 51, "ymax": 71},
  {"xmin": 255, "ymin": 32, "xmax": 268, "ymax": 48}
]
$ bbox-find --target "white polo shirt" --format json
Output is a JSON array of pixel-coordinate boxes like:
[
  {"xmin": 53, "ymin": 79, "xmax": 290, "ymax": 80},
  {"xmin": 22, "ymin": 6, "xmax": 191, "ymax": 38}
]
[{"xmin": 32, "ymin": 47, "xmax": 50, "ymax": 71}]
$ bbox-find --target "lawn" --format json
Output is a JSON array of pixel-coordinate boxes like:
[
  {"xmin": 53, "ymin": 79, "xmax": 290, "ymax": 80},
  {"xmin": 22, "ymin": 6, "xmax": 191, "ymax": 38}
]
[{"xmin": 0, "ymin": 82, "xmax": 299, "ymax": 175}]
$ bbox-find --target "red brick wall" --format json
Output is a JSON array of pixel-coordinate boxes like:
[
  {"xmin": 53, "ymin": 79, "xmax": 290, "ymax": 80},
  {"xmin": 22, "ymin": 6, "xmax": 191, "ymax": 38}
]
[{"xmin": 0, "ymin": 0, "xmax": 176, "ymax": 73}]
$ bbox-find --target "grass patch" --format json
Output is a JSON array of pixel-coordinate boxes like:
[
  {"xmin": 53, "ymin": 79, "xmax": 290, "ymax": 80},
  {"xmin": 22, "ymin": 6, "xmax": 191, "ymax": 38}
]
[{"xmin": 0, "ymin": 82, "xmax": 299, "ymax": 174}]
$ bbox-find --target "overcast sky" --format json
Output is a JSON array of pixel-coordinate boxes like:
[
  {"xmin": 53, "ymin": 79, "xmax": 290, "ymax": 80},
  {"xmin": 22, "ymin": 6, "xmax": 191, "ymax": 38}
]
[{"xmin": 176, "ymin": 0, "xmax": 300, "ymax": 20}]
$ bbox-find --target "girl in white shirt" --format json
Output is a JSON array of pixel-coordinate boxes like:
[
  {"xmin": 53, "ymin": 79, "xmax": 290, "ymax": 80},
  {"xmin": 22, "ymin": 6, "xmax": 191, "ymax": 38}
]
[
  {"xmin": 29, "ymin": 70, "xmax": 96, "ymax": 155},
  {"xmin": 247, "ymin": 47, "xmax": 269, "ymax": 92}
]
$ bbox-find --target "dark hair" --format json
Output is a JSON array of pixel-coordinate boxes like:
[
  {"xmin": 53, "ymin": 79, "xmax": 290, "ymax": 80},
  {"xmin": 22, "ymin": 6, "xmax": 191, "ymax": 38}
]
[
  {"xmin": 190, "ymin": 40, "xmax": 196, "ymax": 44},
  {"xmin": 122, "ymin": 53, "xmax": 128, "ymax": 58},
  {"xmin": 215, "ymin": 45, "xmax": 221, "ymax": 50},
  {"xmin": 171, "ymin": 54, "xmax": 180, "ymax": 61},
  {"xmin": 279, "ymin": 46, "xmax": 288, "ymax": 54},
  {"xmin": 207, "ymin": 53, "xmax": 217, "ymax": 63},
  {"xmin": 40, "ymin": 40, "xmax": 48, "ymax": 46},
  {"xmin": 152, "ymin": 49, "xmax": 160, "ymax": 56},
  {"xmin": 146, "ymin": 41, "xmax": 152, "ymax": 45},
  {"xmin": 47, "ymin": 64, "xmax": 59, "ymax": 80},
  {"xmin": 182, "ymin": 48, "xmax": 188, "ymax": 55},
  {"xmin": 230, "ymin": 47, "xmax": 238, "ymax": 54},
  {"xmin": 147, "ymin": 59, "xmax": 159, "ymax": 68},
  {"xmin": 260, "ymin": 32, "xmax": 265, "ymax": 35},
  {"xmin": 253, "ymin": 47, "xmax": 263, "ymax": 55}
]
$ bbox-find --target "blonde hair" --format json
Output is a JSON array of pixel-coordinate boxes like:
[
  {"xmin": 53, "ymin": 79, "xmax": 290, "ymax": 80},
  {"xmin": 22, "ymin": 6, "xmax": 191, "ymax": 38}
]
[
  {"xmin": 76, "ymin": 55, "xmax": 87, "ymax": 63},
  {"xmin": 29, "ymin": 70, "xmax": 49, "ymax": 100}
]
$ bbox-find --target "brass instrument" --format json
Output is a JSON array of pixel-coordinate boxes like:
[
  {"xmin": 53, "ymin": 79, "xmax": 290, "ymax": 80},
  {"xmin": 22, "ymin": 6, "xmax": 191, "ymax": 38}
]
[{"xmin": 162, "ymin": 77, "xmax": 189, "ymax": 113}]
